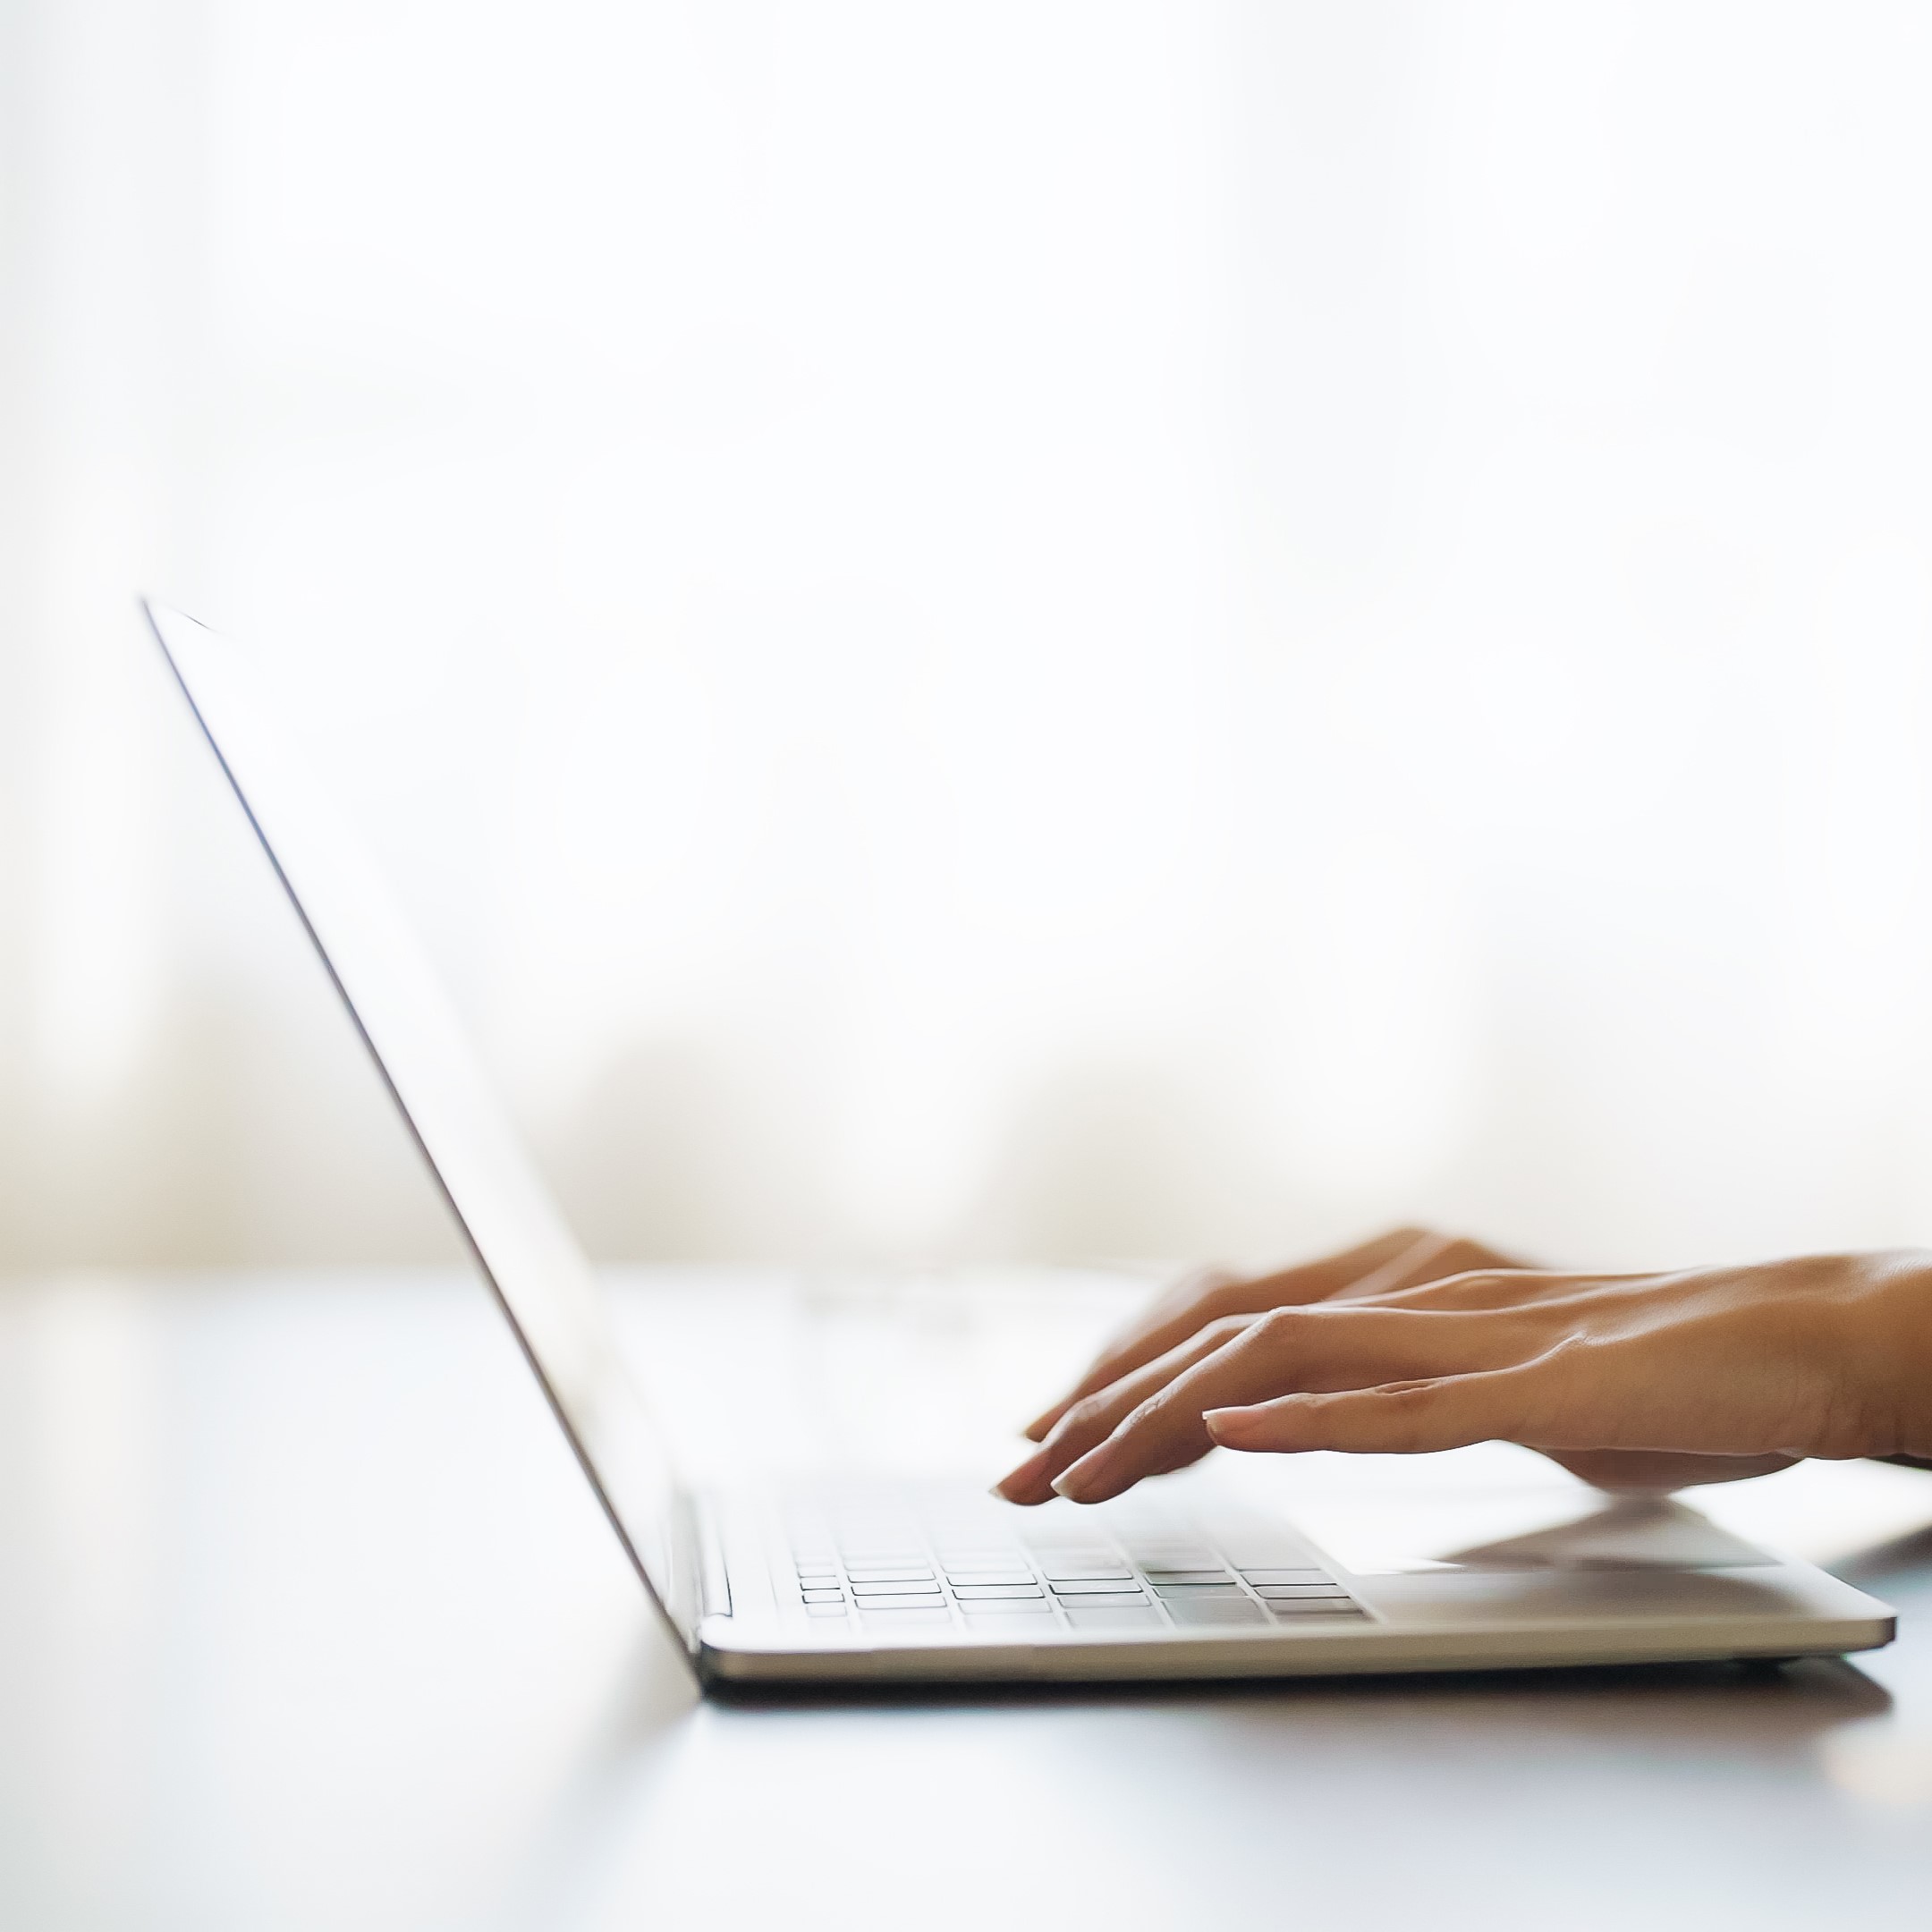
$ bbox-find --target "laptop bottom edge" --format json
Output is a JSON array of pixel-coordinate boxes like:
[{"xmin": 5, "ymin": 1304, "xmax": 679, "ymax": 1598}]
[{"xmin": 696, "ymin": 1613, "xmax": 1895, "ymax": 1686}]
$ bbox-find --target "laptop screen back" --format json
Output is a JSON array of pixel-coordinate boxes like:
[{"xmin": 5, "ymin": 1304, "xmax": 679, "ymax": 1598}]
[{"xmin": 143, "ymin": 601, "xmax": 692, "ymax": 1643}]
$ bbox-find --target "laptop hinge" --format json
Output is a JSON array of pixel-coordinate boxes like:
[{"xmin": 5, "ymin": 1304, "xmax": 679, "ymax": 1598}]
[{"xmin": 696, "ymin": 1496, "xmax": 733, "ymax": 1622}]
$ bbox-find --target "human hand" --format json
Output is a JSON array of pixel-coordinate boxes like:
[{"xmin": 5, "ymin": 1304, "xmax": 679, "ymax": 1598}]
[
  {"xmin": 1019, "ymin": 1228, "xmax": 1525, "ymax": 1446},
  {"xmin": 996, "ymin": 1245, "xmax": 1932, "ymax": 1505},
  {"xmin": 1003, "ymin": 1228, "xmax": 1530, "ymax": 1504}
]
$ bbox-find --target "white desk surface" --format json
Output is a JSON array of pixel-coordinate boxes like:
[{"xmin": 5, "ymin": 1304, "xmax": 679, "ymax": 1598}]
[{"xmin": 3, "ymin": 1266, "xmax": 1931, "ymax": 1931}]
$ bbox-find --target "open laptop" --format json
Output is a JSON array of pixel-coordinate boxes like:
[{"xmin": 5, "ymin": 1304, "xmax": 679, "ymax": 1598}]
[{"xmin": 142, "ymin": 598, "xmax": 1896, "ymax": 1684}]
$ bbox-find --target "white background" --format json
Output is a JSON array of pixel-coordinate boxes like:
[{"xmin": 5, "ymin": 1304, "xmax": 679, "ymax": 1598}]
[{"xmin": 4, "ymin": 1, "xmax": 1932, "ymax": 1274}]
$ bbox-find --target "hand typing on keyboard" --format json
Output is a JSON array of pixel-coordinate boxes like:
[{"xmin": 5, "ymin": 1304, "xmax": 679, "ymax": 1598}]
[{"xmin": 995, "ymin": 1228, "xmax": 1932, "ymax": 1505}]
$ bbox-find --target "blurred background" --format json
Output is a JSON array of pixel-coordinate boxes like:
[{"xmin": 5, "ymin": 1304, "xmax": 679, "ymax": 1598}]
[{"xmin": 4, "ymin": 0, "xmax": 1932, "ymax": 1277}]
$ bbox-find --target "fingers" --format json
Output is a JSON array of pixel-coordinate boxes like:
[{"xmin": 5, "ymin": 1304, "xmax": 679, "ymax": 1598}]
[
  {"xmin": 998, "ymin": 1315, "xmax": 1259, "ymax": 1503},
  {"xmin": 1326, "ymin": 1233, "xmax": 1534, "ymax": 1303},
  {"xmin": 1018, "ymin": 1251, "xmax": 1867, "ymax": 1496},
  {"xmin": 1014, "ymin": 1274, "xmax": 1624, "ymax": 1506},
  {"xmin": 1202, "ymin": 1372, "xmax": 1812, "ymax": 1471},
  {"xmin": 1022, "ymin": 1243, "xmax": 1413, "ymax": 1441},
  {"xmin": 1021, "ymin": 1226, "xmax": 1434, "ymax": 1441},
  {"xmin": 1204, "ymin": 1363, "xmax": 1554, "ymax": 1457},
  {"xmin": 1021, "ymin": 1266, "xmax": 1241, "ymax": 1442},
  {"xmin": 1347, "ymin": 1267, "xmax": 1618, "ymax": 1314},
  {"xmin": 1046, "ymin": 1303, "xmax": 1526, "ymax": 1504}
]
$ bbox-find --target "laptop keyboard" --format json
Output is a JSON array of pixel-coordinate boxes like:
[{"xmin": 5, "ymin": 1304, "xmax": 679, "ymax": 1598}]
[{"xmin": 784, "ymin": 1504, "xmax": 1368, "ymax": 1634}]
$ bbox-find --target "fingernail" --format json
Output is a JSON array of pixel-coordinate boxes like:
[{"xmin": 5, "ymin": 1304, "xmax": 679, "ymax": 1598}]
[
  {"xmin": 1204, "ymin": 1406, "xmax": 1255, "ymax": 1441},
  {"xmin": 1051, "ymin": 1451, "xmax": 1111, "ymax": 1503},
  {"xmin": 994, "ymin": 1449, "xmax": 1061, "ymax": 1503}
]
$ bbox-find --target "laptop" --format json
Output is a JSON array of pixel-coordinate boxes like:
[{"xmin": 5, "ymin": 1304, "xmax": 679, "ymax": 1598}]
[{"xmin": 142, "ymin": 598, "xmax": 1896, "ymax": 1684}]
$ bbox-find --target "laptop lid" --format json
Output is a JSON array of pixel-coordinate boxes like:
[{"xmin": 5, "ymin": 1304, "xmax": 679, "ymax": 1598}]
[{"xmin": 142, "ymin": 599, "xmax": 698, "ymax": 1652}]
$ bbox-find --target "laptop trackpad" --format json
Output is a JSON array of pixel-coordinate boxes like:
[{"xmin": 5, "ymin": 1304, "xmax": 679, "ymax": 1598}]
[{"xmin": 1289, "ymin": 1492, "xmax": 1778, "ymax": 1576}]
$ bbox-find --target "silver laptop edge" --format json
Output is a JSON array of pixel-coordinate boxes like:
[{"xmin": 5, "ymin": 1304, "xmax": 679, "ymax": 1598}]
[
  {"xmin": 143, "ymin": 600, "xmax": 703, "ymax": 1661},
  {"xmin": 144, "ymin": 599, "xmax": 1896, "ymax": 1685}
]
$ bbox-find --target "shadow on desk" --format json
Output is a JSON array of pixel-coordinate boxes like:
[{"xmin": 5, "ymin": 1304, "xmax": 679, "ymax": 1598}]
[{"xmin": 1833, "ymin": 1521, "xmax": 1932, "ymax": 1589}]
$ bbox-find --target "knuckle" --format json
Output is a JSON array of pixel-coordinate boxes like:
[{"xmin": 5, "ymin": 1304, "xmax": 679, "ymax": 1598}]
[
  {"xmin": 1254, "ymin": 1306, "xmax": 1303, "ymax": 1343},
  {"xmin": 1127, "ymin": 1385, "xmax": 1192, "ymax": 1432},
  {"xmin": 1377, "ymin": 1379, "xmax": 1438, "ymax": 1409},
  {"xmin": 1430, "ymin": 1267, "xmax": 1504, "ymax": 1301},
  {"xmin": 1058, "ymin": 1393, "xmax": 1117, "ymax": 1438}
]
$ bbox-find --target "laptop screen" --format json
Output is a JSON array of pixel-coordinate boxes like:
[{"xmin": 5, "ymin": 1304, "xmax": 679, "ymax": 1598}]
[{"xmin": 144, "ymin": 601, "xmax": 692, "ymax": 1645}]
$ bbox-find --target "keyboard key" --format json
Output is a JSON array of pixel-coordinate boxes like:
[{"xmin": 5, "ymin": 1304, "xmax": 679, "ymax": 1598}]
[
  {"xmin": 1063, "ymin": 1606, "xmax": 1165, "ymax": 1631},
  {"xmin": 846, "ymin": 1568, "xmax": 935, "ymax": 1584},
  {"xmin": 805, "ymin": 1603, "xmax": 851, "ymax": 1618},
  {"xmin": 851, "ymin": 1589, "xmax": 945, "ymax": 1606},
  {"xmin": 1042, "ymin": 1567, "xmax": 1136, "ymax": 1583},
  {"xmin": 1253, "ymin": 1585, "xmax": 1353, "ymax": 1600},
  {"xmin": 953, "ymin": 1584, "xmax": 1045, "ymax": 1600},
  {"xmin": 800, "ymin": 1589, "xmax": 846, "ymax": 1603},
  {"xmin": 1241, "ymin": 1569, "xmax": 1335, "ymax": 1587},
  {"xmin": 1165, "ymin": 1598, "xmax": 1268, "ymax": 1627},
  {"xmin": 1266, "ymin": 1598, "xmax": 1367, "ymax": 1618},
  {"xmin": 1149, "ymin": 1583, "xmax": 1246, "ymax": 1601},
  {"xmin": 860, "ymin": 1608, "xmax": 953, "ymax": 1630},
  {"xmin": 1144, "ymin": 1572, "xmax": 1235, "ymax": 1586},
  {"xmin": 1049, "ymin": 1584, "xmax": 1148, "ymax": 1602},
  {"xmin": 945, "ymin": 1572, "xmax": 1035, "ymax": 1589}
]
